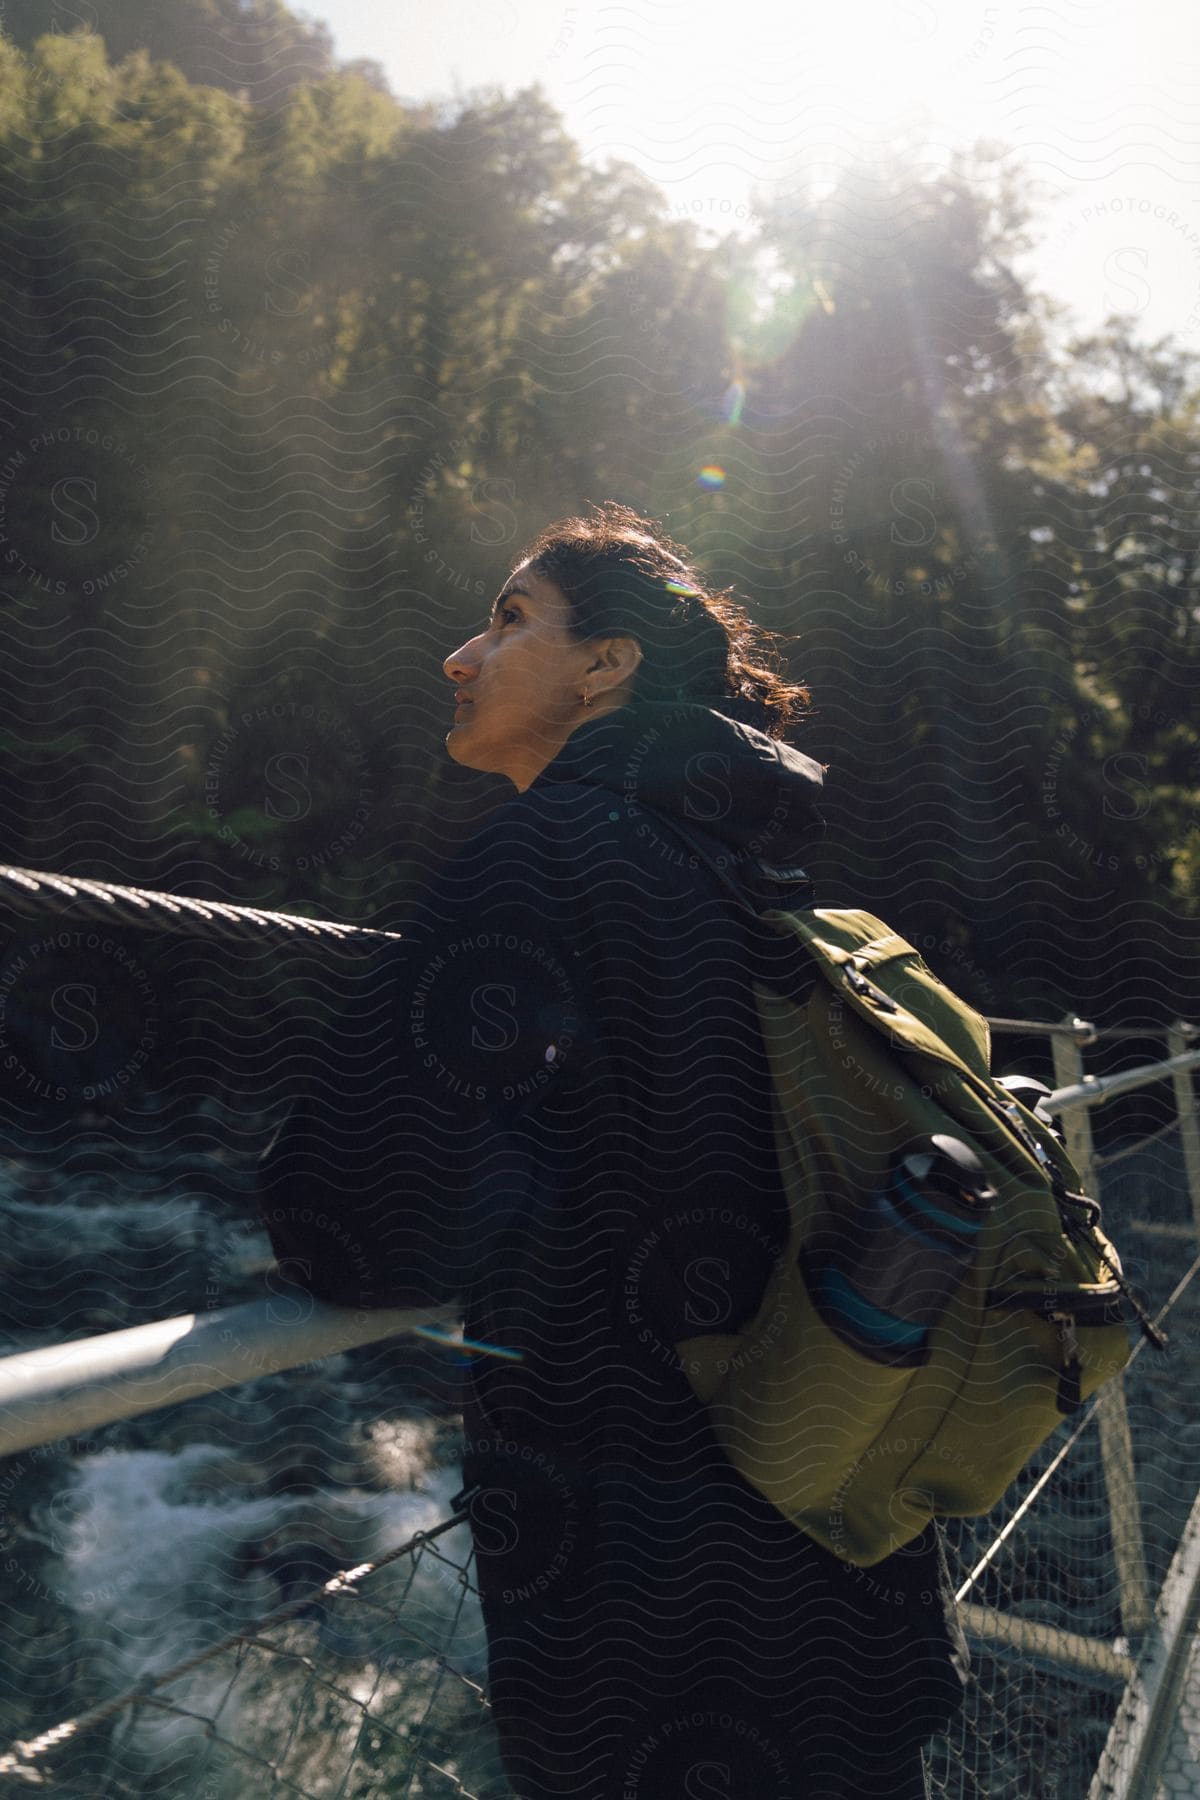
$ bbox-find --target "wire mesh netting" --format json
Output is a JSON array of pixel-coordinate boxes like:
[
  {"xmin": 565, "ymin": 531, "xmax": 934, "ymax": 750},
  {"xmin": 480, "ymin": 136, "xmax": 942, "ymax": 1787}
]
[
  {"xmin": 928, "ymin": 1128, "xmax": 1200, "ymax": 1800},
  {"xmin": 1150, "ymin": 1633, "xmax": 1200, "ymax": 1798},
  {"xmin": 934, "ymin": 1420, "xmax": 1134, "ymax": 1800},
  {"xmin": 0, "ymin": 1507, "xmax": 513, "ymax": 1798}
]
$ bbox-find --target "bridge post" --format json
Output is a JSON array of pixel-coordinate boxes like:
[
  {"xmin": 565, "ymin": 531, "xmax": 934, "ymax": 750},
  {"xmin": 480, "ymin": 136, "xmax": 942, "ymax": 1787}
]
[
  {"xmin": 1168, "ymin": 1022, "xmax": 1200, "ymax": 1239},
  {"xmin": 1052, "ymin": 1018, "xmax": 1152, "ymax": 1639}
]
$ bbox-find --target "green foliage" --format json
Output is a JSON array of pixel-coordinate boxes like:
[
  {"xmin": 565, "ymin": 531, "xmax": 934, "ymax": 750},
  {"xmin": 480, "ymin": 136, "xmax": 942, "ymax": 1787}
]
[
  {"xmin": 0, "ymin": 0, "xmax": 333, "ymax": 103},
  {"xmin": 0, "ymin": 0, "xmax": 1196, "ymax": 1049}
]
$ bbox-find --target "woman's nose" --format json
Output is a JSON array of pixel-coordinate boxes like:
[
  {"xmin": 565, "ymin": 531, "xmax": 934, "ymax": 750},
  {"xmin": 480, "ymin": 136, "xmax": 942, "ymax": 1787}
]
[{"xmin": 443, "ymin": 634, "xmax": 483, "ymax": 683}]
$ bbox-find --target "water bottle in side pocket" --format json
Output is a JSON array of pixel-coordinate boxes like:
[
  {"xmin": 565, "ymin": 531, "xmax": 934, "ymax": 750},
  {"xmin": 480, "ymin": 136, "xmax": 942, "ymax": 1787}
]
[{"xmin": 805, "ymin": 1135, "xmax": 996, "ymax": 1366}]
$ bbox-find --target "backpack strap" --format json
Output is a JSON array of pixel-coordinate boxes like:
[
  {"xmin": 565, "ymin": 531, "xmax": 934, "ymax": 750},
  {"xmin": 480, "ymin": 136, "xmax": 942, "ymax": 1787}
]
[
  {"xmin": 640, "ymin": 810, "xmax": 816, "ymax": 918},
  {"xmin": 641, "ymin": 811, "xmax": 819, "ymax": 1002}
]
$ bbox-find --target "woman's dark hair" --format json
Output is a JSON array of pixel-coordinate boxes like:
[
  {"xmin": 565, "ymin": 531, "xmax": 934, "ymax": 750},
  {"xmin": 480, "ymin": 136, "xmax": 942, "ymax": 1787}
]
[{"xmin": 522, "ymin": 501, "xmax": 811, "ymax": 739}]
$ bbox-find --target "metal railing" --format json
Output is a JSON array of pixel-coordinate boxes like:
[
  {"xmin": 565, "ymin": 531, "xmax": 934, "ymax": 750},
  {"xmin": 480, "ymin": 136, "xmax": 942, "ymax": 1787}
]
[{"xmin": 0, "ymin": 1298, "xmax": 458, "ymax": 1462}]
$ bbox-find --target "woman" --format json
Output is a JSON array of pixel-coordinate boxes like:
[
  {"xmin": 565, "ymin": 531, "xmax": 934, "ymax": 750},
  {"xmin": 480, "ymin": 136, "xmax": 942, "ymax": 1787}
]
[{"xmin": 259, "ymin": 503, "xmax": 969, "ymax": 1799}]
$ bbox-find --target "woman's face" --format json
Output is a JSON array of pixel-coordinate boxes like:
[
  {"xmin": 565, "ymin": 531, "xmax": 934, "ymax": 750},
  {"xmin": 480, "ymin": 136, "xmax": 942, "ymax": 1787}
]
[{"xmin": 443, "ymin": 562, "xmax": 628, "ymax": 790}]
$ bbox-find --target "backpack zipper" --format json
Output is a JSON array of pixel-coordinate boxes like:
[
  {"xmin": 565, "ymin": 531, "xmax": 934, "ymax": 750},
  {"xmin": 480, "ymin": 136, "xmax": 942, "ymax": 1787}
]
[
  {"xmin": 983, "ymin": 1288, "xmax": 1117, "ymax": 1415},
  {"xmin": 984, "ymin": 1282, "xmax": 1126, "ymax": 1326},
  {"xmin": 1057, "ymin": 1173, "xmax": 1165, "ymax": 1346},
  {"xmin": 985, "ymin": 1097, "xmax": 1166, "ymax": 1352}
]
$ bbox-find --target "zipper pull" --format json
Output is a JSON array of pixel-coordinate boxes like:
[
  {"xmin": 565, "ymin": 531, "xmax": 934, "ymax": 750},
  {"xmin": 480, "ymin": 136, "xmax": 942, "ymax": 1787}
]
[
  {"xmin": 1001, "ymin": 1099, "xmax": 1054, "ymax": 1168},
  {"xmin": 1111, "ymin": 1268, "xmax": 1170, "ymax": 1351},
  {"xmin": 843, "ymin": 964, "xmax": 899, "ymax": 1012},
  {"xmin": 1051, "ymin": 1311, "xmax": 1083, "ymax": 1413},
  {"xmin": 1051, "ymin": 1179, "xmax": 1169, "ymax": 1353}
]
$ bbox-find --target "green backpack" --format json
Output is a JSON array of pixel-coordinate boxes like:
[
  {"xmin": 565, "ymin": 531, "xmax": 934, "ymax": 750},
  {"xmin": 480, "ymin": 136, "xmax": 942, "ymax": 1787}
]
[{"xmin": 664, "ymin": 830, "xmax": 1166, "ymax": 1567}]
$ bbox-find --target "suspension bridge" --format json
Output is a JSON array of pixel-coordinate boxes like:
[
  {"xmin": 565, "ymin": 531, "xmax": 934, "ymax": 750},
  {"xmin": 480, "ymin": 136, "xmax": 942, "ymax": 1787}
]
[{"xmin": 0, "ymin": 864, "xmax": 1197, "ymax": 1797}]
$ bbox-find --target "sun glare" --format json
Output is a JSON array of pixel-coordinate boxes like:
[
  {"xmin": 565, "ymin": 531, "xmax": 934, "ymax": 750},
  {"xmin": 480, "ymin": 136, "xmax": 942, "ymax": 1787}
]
[
  {"xmin": 313, "ymin": 0, "xmax": 1200, "ymax": 343},
  {"xmin": 558, "ymin": 0, "xmax": 998, "ymax": 178}
]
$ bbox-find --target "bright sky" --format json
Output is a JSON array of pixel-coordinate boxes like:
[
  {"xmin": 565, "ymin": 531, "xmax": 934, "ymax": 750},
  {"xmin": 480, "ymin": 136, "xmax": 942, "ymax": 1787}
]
[{"xmin": 303, "ymin": 0, "xmax": 1200, "ymax": 349}]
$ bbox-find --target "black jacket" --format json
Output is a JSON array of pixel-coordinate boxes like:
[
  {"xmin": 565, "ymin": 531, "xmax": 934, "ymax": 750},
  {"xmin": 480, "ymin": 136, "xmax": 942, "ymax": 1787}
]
[{"xmin": 258, "ymin": 700, "xmax": 969, "ymax": 1799}]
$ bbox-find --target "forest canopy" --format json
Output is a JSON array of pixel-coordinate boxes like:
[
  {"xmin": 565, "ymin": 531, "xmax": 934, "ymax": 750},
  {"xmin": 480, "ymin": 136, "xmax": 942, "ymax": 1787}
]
[{"xmin": 0, "ymin": 0, "xmax": 1197, "ymax": 1044}]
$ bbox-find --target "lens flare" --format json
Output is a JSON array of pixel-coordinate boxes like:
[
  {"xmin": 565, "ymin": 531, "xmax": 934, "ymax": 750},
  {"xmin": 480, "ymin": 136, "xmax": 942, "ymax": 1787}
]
[
  {"xmin": 413, "ymin": 1324, "xmax": 524, "ymax": 1361},
  {"xmin": 697, "ymin": 464, "xmax": 726, "ymax": 490}
]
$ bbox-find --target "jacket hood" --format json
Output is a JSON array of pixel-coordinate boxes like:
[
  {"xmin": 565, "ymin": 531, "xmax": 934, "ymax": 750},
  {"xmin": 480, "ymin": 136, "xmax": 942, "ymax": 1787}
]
[{"xmin": 531, "ymin": 698, "xmax": 825, "ymax": 870}]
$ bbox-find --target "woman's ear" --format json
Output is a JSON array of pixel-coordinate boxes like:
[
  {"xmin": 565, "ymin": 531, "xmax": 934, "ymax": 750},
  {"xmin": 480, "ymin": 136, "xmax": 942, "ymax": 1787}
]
[{"xmin": 586, "ymin": 635, "xmax": 643, "ymax": 690}]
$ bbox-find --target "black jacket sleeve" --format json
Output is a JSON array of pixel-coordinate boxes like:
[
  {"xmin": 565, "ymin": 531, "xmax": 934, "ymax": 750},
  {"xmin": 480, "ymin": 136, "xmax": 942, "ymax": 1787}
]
[{"xmin": 256, "ymin": 789, "xmax": 596, "ymax": 1311}]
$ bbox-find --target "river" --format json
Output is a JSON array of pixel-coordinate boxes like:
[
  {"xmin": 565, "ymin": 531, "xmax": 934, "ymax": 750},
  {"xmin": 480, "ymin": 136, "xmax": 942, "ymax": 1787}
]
[{"xmin": 0, "ymin": 1092, "xmax": 504, "ymax": 1797}]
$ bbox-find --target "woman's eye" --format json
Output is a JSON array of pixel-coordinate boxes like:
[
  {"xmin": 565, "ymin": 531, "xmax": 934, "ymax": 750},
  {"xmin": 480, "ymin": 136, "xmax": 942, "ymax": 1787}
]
[{"xmin": 499, "ymin": 606, "xmax": 521, "ymax": 626}]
